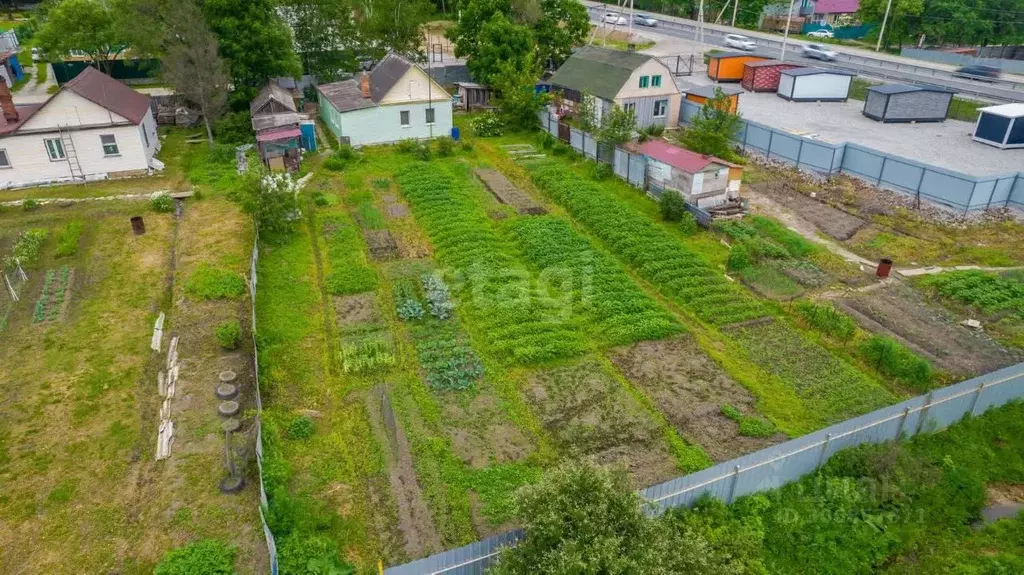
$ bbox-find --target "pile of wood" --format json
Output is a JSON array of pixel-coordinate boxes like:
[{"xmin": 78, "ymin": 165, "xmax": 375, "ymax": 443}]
[{"xmin": 156, "ymin": 334, "xmax": 179, "ymax": 461}]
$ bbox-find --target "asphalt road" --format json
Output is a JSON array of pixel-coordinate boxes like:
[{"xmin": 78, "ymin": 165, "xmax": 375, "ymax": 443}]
[{"xmin": 587, "ymin": 6, "xmax": 1024, "ymax": 103}]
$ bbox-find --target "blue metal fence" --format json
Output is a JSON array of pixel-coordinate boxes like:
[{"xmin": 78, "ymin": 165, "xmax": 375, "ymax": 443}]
[
  {"xmin": 679, "ymin": 99, "xmax": 1024, "ymax": 212},
  {"xmin": 383, "ymin": 362, "xmax": 1024, "ymax": 574}
]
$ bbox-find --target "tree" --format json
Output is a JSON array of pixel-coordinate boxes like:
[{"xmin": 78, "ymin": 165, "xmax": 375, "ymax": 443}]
[
  {"xmin": 495, "ymin": 57, "xmax": 549, "ymax": 131},
  {"xmin": 203, "ymin": 0, "xmax": 302, "ymax": 105},
  {"xmin": 36, "ymin": 0, "xmax": 130, "ymax": 73},
  {"xmin": 162, "ymin": 0, "xmax": 230, "ymax": 147},
  {"xmin": 282, "ymin": 0, "xmax": 360, "ymax": 82},
  {"xmin": 533, "ymin": 0, "xmax": 589, "ymax": 68},
  {"xmin": 357, "ymin": 0, "xmax": 433, "ymax": 61},
  {"xmin": 232, "ymin": 171, "xmax": 300, "ymax": 239},
  {"xmin": 660, "ymin": 189, "xmax": 687, "ymax": 222},
  {"xmin": 679, "ymin": 88, "xmax": 742, "ymax": 162},
  {"xmin": 599, "ymin": 104, "xmax": 637, "ymax": 145},
  {"xmin": 468, "ymin": 13, "xmax": 535, "ymax": 86},
  {"xmin": 858, "ymin": 0, "xmax": 925, "ymax": 50},
  {"xmin": 576, "ymin": 92, "xmax": 599, "ymax": 134}
]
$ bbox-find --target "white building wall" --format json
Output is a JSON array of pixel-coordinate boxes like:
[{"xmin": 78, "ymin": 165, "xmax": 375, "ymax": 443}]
[
  {"xmin": 0, "ymin": 124, "xmax": 149, "ymax": 188},
  {"xmin": 790, "ymin": 74, "xmax": 851, "ymax": 100},
  {"xmin": 338, "ymin": 101, "xmax": 453, "ymax": 147},
  {"xmin": 20, "ymin": 90, "xmax": 131, "ymax": 130},
  {"xmin": 138, "ymin": 108, "xmax": 160, "ymax": 161},
  {"xmin": 778, "ymin": 74, "xmax": 795, "ymax": 98},
  {"xmin": 379, "ymin": 67, "xmax": 451, "ymax": 105}
]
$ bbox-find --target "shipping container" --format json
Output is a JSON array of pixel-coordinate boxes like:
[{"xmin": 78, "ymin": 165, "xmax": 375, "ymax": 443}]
[
  {"xmin": 683, "ymin": 84, "xmax": 743, "ymax": 113},
  {"xmin": 707, "ymin": 52, "xmax": 770, "ymax": 82},
  {"xmin": 972, "ymin": 103, "xmax": 1024, "ymax": 149},
  {"xmin": 741, "ymin": 60, "xmax": 800, "ymax": 92},
  {"xmin": 862, "ymin": 84, "xmax": 954, "ymax": 123},
  {"xmin": 777, "ymin": 68, "xmax": 855, "ymax": 102}
]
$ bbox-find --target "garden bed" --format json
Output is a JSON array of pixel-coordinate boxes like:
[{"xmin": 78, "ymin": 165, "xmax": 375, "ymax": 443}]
[{"xmin": 474, "ymin": 167, "xmax": 546, "ymax": 215}]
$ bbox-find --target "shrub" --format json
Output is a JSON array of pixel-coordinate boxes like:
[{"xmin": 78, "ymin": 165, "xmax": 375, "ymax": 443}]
[
  {"xmin": 277, "ymin": 533, "xmax": 354, "ymax": 575},
  {"xmin": 678, "ymin": 212, "xmax": 699, "ymax": 235},
  {"xmin": 323, "ymin": 157, "xmax": 347, "ymax": 172},
  {"xmin": 396, "ymin": 138, "xmax": 419, "ymax": 154},
  {"xmin": 55, "ymin": 221, "xmax": 83, "ymax": 257},
  {"xmin": 22, "ymin": 199, "xmax": 39, "ymax": 211},
  {"xmin": 471, "ymin": 110, "xmax": 504, "ymax": 137},
  {"xmin": 286, "ymin": 415, "xmax": 314, "ymax": 440},
  {"xmin": 3, "ymin": 229, "xmax": 48, "ymax": 271},
  {"xmin": 435, "ymin": 137, "xmax": 455, "ymax": 157},
  {"xmin": 659, "ymin": 189, "xmax": 687, "ymax": 222},
  {"xmin": 860, "ymin": 335, "xmax": 934, "ymax": 391},
  {"xmin": 460, "ymin": 139, "xmax": 475, "ymax": 153},
  {"xmin": 214, "ymin": 111, "xmax": 254, "ymax": 145},
  {"xmin": 184, "ymin": 265, "xmax": 246, "ymax": 300},
  {"xmin": 590, "ymin": 162, "xmax": 613, "ymax": 180},
  {"xmin": 415, "ymin": 142, "xmax": 432, "ymax": 161},
  {"xmin": 727, "ymin": 243, "xmax": 752, "ymax": 271},
  {"xmin": 231, "ymin": 171, "xmax": 300, "ymax": 238},
  {"xmin": 793, "ymin": 300, "xmax": 857, "ymax": 342},
  {"xmin": 538, "ymin": 132, "xmax": 555, "ymax": 149},
  {"xmin": 154, "ymin": 540, "xmax": 235, "ymax": 575},
  {"xmin": 215, "ymin": 320, "xmax": 241, "ymax": 350},
  {"xmin": 151, "ymin": 194, "xmax": 174, "ymax": 213}
]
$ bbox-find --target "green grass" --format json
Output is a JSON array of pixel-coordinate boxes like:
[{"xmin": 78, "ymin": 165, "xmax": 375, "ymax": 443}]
[
  {"xmin": 35, "ymin": 62, "xmax": 47, "ymax": 85},
  {"xmin": 55, "ymin": 221, "xmax": 83, "ymax": 257},
  {"xmin": 183, "ymin": 264, "xmax": 246, "ymax": 300},
  {"xmin": 319, "ymin": 210, "xmax": 378, "ymax": 296}
]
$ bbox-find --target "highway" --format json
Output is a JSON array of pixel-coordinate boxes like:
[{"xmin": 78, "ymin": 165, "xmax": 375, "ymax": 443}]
[{"xmin": 585, "ymin": 4, "xmax": 1024, "ymax": 103}]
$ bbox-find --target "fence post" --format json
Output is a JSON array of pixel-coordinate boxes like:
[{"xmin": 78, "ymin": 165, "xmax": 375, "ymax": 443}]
[
  {"xmin": 895, "ymin": 407, "xmax": 911, "ymax": 440},
  {"xmin": 914, "ymin": 391, "xmax": 935, "ymax": 436},
  {"xmin": 796, "ymin": 139, "xmax": 804, "ymax": 169},
  {"xmin": 816, "ymin": 433, "xmax": 832, "ymax": 469},
  {"xmin": 727, "ymin": 465, "xmax": 742, "ymax": 503},
  {"xmin": 969, "ymin": 382, "xmax": 986, "ymax": 416},
  {"xmin": 914, "ymin": 168, "xmax": 925, "ymax": 210},
  {"xmin": 742, "ymin": 122, "xmax": 749, "ymax": 152},
  {"xmin": 626, "ymin": 150, "xmax": 631, "ymax": 183},
  {"xmin": 766, "ymin": 130, "xmax": 775, "ymax": 159},
  {"xmin": 877, "ymin": 156, "xmax": 887, "ymax": 186}
]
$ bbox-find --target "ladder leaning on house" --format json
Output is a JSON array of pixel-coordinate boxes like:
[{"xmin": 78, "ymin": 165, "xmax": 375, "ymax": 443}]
[{"xmin": 58, "ymin": 126, "xmax": 84, "ymax": 181}]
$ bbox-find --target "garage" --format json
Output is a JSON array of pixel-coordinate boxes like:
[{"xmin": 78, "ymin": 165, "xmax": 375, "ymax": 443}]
[
  {"xmin": 862, "ymin": 84, "xmax": 954, "ymax": 123},
  {"xmin": 972, "ymin": 103, "xmax": 1024, "ymax": 149},
  {"xmin": 777, "ymin": 68, "xmax": 855, "ymax": 102},
  {"xmin": 707, "ymin": 52, "xmax": 769, "ymax": 82},
  {"xmin": 741, "ymin": 60, "xmax": 800, "ymax": 92}
]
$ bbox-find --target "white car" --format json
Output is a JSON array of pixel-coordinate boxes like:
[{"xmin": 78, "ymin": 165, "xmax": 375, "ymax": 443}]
[
  {"xmin": 806, "ymin": 29, "xmax": 835, "ymax": 39},
  {"xmin": 603, "ymin": 13, "xmax": 628, "ymax": 25},
  {"xmin": 633, "ymin": 14, "xmax": 658, "ymax": 27},
  {"xmin": 724, "ymin": 34, "xmax": 756, "ymax": 51},
  {"xmin": 802, "ymin": 43, "xmax": 838, "ymax": 61}
]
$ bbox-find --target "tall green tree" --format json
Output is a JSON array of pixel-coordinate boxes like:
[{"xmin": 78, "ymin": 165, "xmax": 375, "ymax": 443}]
[
  {"xmin": 203, "ymin": 0, "xmax": 302, "ymax": 104},
  {"xmin": 357, "ymin": 0, "xmax": 433, "ymax": 60},
  {"xmin": 495, "ymin": 56, "xmax": 549, "ymax": 131},
  {"xmin": 599, "ymin": 104, "xmax": 637, "ymax": 145},
  {"xmin": 36, "ymin": 0, "xmax": 130, "ymax": 73},
  {"xmin": 468, "ymin": 13, "xmax": 535, "ymax": 85},
  {"xmin": 858, "ymin": 0, "xmax": 925, "ymax": 49},
  {"xmin": 533, "ymin": 0, "xmax": 588, "ymax": 68},
  {"xmin": 282, "ymin": 0, "xmax": 360, "ymax": 81},
  {"xmin": 679, "ymin": 88, "xmax": 742, "ymax": 162}
]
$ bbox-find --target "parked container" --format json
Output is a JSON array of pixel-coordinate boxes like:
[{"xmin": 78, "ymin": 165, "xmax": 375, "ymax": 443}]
[
  {"xmin": 862, "ymin": 84, "xmax": 954, "ymax": 123},
  {"xmin": 707, "ymin": 52, "xmax": 769, "ymax": 82},
  {"xmin": 683, "ymin": 84, "xmax": 743, "ymax": 113},
  {"xmin": 972, "ymin": 103, "xmax": 1024, "ymax": 149},
  {"xmin": 777, "ymin": 68, "xmax": 855, "ymax": 102},
  {"xmin": 741, "ymin": 60, "xmax": 800, "ymax": 92}
]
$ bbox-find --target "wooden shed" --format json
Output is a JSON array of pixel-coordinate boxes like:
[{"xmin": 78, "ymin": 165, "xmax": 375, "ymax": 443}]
[
  {"xmin": 454, "ymin": 82, "xmax": 491, "ymax": 111},
  {"xmin": 972, "ymin": 103, "xmax": 1024, "ymax": 149},
  {"xmin": 638, "ymin": 139, "xmax": 741, "ymax": 208},
  {"xmin": 777, "ymin": 68, "xmax": 855, "ymax": 102},
  {"xmin": 862, "ymin": 84, "xmax": 953, "ymax": 123},
  {"xmin": 741, "ymin": 60, "xmax": 800, "ymax": 92},
  {"xmin": 684, "ymin": 84, "xmax": 743, "ymax": 114},
  {"xmin": 707, "ymin": 52, "xmax": 769, "ymax": 82}
]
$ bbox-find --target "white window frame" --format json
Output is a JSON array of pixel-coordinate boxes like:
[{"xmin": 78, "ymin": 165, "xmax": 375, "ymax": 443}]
[
  {"xmin": 142, "ymin": 126, "xmax": 150, "ymax": 149},
  {"xmin": 44, "ymin": 138, "xmax": 66, "ymax": 161},
  {"xmin": 623, "ymin": 102, "xmax": 636, "ymax": 114},
  {"xmin": 653, "ymin": 99, "xmax": 668, "ymax": 118},
  {"xmin": 100, "ymin": 134, "xmax": 120, "ymax": 156},
  {"xmin": 400, "ymin": 110, "xmax": 411, "ymax": 127},
  {"xmin": 0, "ymin": 148, "xmax": 10, "ymax": 168},
  {"xmin": 425, "ymin": 107, "xmax": 435, "ymax": 125}
]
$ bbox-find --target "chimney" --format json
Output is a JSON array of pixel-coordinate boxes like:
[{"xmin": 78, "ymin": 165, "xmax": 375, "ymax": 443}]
[
  {"xmin": 0, "ymin": 81, "xmax": 17, "ymax": 123},
  {"xmin": 360, "ymin": 71, "xmax": 371, "ymax": 99}
]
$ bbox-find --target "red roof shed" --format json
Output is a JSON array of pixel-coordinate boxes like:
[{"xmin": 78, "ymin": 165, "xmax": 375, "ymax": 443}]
[{"xmin": 741, "ymin": 60, "xmax": 800, "ymax": 92}]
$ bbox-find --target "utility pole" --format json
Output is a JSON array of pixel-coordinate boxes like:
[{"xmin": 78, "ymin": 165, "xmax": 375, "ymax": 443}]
[
  {"xmin": 780, "ymin": 0, "xmax": 797, "ymax": 61},
  {"xmin": 715, "ymin": 0, "xmax": 730, "ymax": 24},
  {"xmin": 696, "ymin": 0, "xmax": 705, "ymax": 44},
  {"xmin": 628, "ymin": 0, "xmax": 634, "ymax": 42},
  {"xmin": 732, "ymin": 0, "xmax": 740, "ymax": 26},
  {"xmin": 876, "ymin": 0, "xmax": 894, "ymax": 52}
]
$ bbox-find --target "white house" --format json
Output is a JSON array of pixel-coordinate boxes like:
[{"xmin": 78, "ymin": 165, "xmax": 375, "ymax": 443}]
[
  {"xmin": 0, "ymin": 67, "xmax": 160, "ymax": 189},
  {"xmin": 317, "ymin": 53, "xmax": 453, "ymax": 147}
]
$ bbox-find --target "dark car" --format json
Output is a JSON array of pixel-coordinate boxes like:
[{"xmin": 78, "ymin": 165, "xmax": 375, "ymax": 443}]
[{"xmin": 953, "ymin": 64, "xmax": 1001, "ymax": 82}]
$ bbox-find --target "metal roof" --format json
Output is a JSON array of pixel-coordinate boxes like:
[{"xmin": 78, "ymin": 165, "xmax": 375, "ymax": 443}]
[
  {"xmin": 743, "ymin": 59, "xmax": 797, "ymax": 68},
  {"xmin": 782, "ymin": 67, "xmax": 856, "ymax": 77},
  {"xmin": 63, "ymin": 66, "xmax": 151, "ymax": 124},
  {"xmin": 250, "ymin": 83, "xmax": 297, "ymax": 116},
  {"xmin": 868, "ymin": 83, "xmax": 954, "ymax": 95},
  {"xmin": 709, "ymin": 51, "xmax": 771, "ymax": 60},
  {"xmin": 686, "ymin": 84, "xmax": 744, "ymax": 98},
  {"xmin": 548, "ymin": 46, "xmax": 655, "ymax": 101},
  {"xmin": 317, "ymin": 79, "xmax": 376, "ymax": 113},
  {"xmin": 978, "ymin": 103, "xmax": 1024, "ymax": 118},
  {"xmin": 318, "ymin": 52, "xmax": 449, "ymax": 114},
  {"xmin": 638, "ymin": 140, "xmax": 727, "ymax": 173}
]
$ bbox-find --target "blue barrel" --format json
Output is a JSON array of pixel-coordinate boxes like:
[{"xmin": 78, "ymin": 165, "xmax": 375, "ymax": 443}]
[{"xmin": 450, "ymin": 127, "xmax": 460, "ymax": 141}]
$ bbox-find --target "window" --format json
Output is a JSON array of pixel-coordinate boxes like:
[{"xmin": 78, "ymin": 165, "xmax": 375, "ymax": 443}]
[
  {"xmin": 639, "ymin": 76, "xmax": 649, "ymax": 88},
  {"xmin": 44, "ymin": 138, "xmax": 65, "ymax": 161},
  {"xmin": 624, "ymin": 102, "xmax": 636, "ymax": 114},
  {"xmin": 0, "ymin": 149, "xmax": 9, "ymax": 168},
  {"xmin": 142, "ymin": 126, "xmax": 150, "ymax": 148},
  {"xmin": 653, "ymin": 99, "xmax": 668, "ymax": 118},
  {"xmin": 652, "ymin": 75, "xmax": 662, "ymax": 88},
  {"xmin": 400, "ymin": 110, "xmax": 411, "ymax": 127},
  {"xmin": 425, "ymin": 107, "xmax": 435, "ymax": 124},
  {"xmin": 100, "ymin": 134, "xmax": 119, "ymax": 156}
]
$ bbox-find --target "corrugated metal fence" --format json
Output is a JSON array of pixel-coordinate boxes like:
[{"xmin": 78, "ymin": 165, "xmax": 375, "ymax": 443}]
[
  {"xmin": 384, "ymin": 362, "xmax": 1024, "ymax": 574},
  {"xmin": 679, "ymin": 99, "xmax": 1024, "ymax": 212},
  {"xmin": 249, "ymin": 232, "xmax": 280, "ymax": 575},
  {"xmin": 538, "ymin": 111, "xmax": 647, "ymax": 189}
]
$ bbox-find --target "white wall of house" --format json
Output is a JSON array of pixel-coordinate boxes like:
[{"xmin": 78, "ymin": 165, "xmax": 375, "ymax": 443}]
[
  {"xmin": 139, "ymin": 108, "xmax": 160, "ymax": 161},
  {"xmin": 380, "ymin": 67, "xmax": 448, "ymax": 105},
  {"xmin": 0, "ymin": 123, "xmax": 151, "ymax": 188},
  {"xmin": 334, "ymin": 101, "xmax": 453, "ymax": 147},
  {"xmin": 21, "ymin": 90, "xmax": 130, "ymax": 130}
]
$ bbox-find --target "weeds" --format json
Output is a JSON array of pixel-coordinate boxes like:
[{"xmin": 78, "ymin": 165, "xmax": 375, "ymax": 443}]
[
  {"xmin": 55, "ymin": 221, "xmax": 83, "ymax": 257},
  {"xmin": 184, "ymin": 265, "xmax": 246, "ymax": 300}
]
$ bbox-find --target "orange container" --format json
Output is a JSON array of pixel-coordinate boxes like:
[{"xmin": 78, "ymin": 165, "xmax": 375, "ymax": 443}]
[{"xmin": 707, "ymin": 52, "xmax": 769, "ymax": 82}]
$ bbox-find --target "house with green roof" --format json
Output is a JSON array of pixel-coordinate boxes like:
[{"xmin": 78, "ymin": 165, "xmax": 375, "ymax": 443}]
[{"xmin": 548, "ymin": 46, "xmax": 680, "ymax": 129}]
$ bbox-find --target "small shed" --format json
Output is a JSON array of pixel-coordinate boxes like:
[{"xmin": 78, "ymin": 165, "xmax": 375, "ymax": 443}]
[
  {"xmin": 454, "ymin": 82, "xmax": 491, "ymax": 111},
  {"xmin": 862, "ymin": 84, "xmax": 953, "ymax": 123},
  {"xmin": 638, "ymin": 140, "xmax": 741, "ymax": 209},
  {"xmin": 972, "ymin": 103, "xmax": 1024, "ymax": 149},
  {"xmin": 684, "ymin": 84, "xmax": 743, "ymax": 114},
  {"xmin": 707, "ymin": 52, "xmax": 769, "ymax": 82},
  {"xmin": 777, "ymin": 68, "xmax": 855, "ymax": 102},
  {"xmin": 741, "ymin": 60, "xmax": 800, "ymax": 92}
]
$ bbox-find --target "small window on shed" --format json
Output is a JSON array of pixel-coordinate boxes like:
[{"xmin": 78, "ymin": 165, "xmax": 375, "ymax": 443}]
[
  {"xmin": 639, "ymin": 76, "xmax": 649, "ymax": 88},
  {"xmin": 652, "ymin": 75, "xmax": 662, "ymax": 88}
]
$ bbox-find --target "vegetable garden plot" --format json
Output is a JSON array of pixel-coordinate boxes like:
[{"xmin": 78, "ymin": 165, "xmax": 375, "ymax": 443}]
[
  {"xmin": 31, "ymin": 265, "xmax": 73, "ymax": 323},
  {"xmin": 725, "ymin": 320, "xmax": 895, "ymax": 424},
  {"xmin": 525, "ymin": 162, "xmax": 766, "ymax": 326},
  {"xmin": 503, "ymin": 216, "xmax": 682, "ymax": 346},
  {"xmin": 525, "ymin": 359, "xmax": 680, "ymax": 488},
  {"xmin": 395, "ymin": 163, "xmax": 588, "ymax": 364},
  {"xmin": 474, "ymin": 168, "xmax": 546, "ymax": 215},
  {"xmin": 609, "ymin": 335, "xmax": 785, "ymax": 462}
]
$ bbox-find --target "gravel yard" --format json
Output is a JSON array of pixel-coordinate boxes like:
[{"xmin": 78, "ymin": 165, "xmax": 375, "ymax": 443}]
[{"xmin": 737, "ymin": 92, "xmax": 1024, "ymax": 176}]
